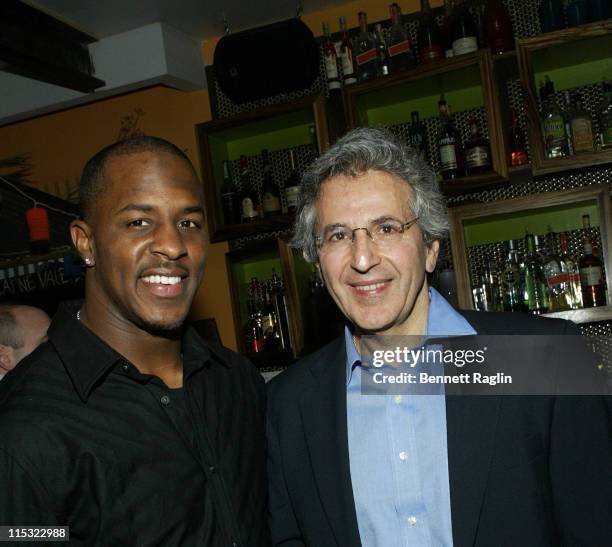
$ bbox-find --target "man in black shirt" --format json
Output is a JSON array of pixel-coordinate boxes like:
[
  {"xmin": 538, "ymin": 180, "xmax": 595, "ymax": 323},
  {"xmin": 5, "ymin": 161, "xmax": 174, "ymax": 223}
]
[{"xmin": 0, "ymin": 137, "xmax": 269, "ymax": 545}]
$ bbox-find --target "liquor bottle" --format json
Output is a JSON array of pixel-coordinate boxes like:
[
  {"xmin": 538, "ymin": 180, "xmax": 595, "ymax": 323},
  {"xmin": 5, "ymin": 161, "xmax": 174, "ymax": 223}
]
[
  {"xmin": 442, "ymin": 0, "xmax": 456, "ymax": 58},
  {"xmin": 541, "ymin": 230, "xmax": 572, "ymax": 312},
  {"xmin": 597, "ymin": 80, "xmax": 612, "ymax": 149},
  {"xmin": 501, "ymin": 240, "xmax": 523, "ymax": 312},
  {"xmin": 220, "ymin": 160, "xmax": 240, "ymax": 225},
  {"xmin": 309, "ymin": 125, "xmax": 319, "ymax": 158},
  {"xmin": 437, "ymin": 95, "xmax": 465, "ymax": 179},
  {"xmin": 270, "ymin": 270, "xmax": 292, "ymax": 352},
  {"xmin": 239, "ymin": 155, "xmax": 260, "ymax": 223},
  {"xmin": 418, "ymin": 0, "xmax": 443, "ymax": 64},
  {"xmin": 339, "ymin": 16, "xmax": 357, "ymax": 85},
  {"xmin": 284, "ymin": 149, "xmax": 301, "ymax": 214},
  {"xmin": 523, "ymin": 233, "xmax": 549, "ymax": 314},
  {"xmin": 483, "ymin": 0, "xmax": 514, "ymax": 54},
  {"xmin": 451, "ymin": 0, "xmax": 479, "ymax": 56},
  {"xmin": 472, "ymin": 261, "xmax": 501, "ymax": 312},
  {"xmin": 262, "ymin": 282, "xmax": 282, "ymax": 352},
  {"xmin": 322, "ymin": 22, "xmax": 341, "ymax": 91},
  {"xmin": 559, "ymin": 231, "xmax": 583, "ymax": 309},
  {"xmin": 387, "ymin": 3, "xmax": 415, "ymax": 73},
  {"xmin": 464, "ymin": 118, "xmax": 492, "ymax": 174},
  {"xmin": 354, "ymin": 11, "xmax": 381, "ymax": 81},
  {"xmin": 245, "ymin": 278, "xmax": 265, "ymax": 353},
  {"xmin": 407, "ymin": 111, "xmax": 428, "ymax": 162},
  {"xmin": 570, "ymin": 93, "xmax": 595, "ymax": 153},
  {"xmin": 508, "ymin": 109, "xmax": 529, "ymax": 166},
  {"xmin": 540, "ymin": 78, "xmax": 570, "ymax": 158},
  {"xmin": 579, "ymin": 215, "xmax": 606, "ymax": 307},
  {"xmin": 260, "ymin": 150, "xmax": 281, "ymax": 217},
  {"xmin": 561, "ymin": 90, "xmax": 575, "ymax": 155},
  {"xmin": 374, "ymin": 24, "xmax": 390, "ymax": 76}
]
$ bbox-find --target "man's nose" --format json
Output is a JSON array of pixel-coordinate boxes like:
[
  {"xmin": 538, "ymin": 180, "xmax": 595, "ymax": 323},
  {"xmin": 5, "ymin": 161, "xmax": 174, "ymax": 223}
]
[{"xmin": 350, "ymin": 229, "xmax": 381, "ymax": 272}]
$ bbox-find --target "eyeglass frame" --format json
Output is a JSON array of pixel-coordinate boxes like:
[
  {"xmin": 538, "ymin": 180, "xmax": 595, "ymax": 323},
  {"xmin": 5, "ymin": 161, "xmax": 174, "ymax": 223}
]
[{"xmin": 315, "ymin": 217, "xmax": 420, "ymax": 251}]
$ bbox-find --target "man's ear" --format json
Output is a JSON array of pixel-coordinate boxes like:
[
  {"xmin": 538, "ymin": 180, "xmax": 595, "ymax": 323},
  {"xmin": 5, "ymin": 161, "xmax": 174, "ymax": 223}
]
[
  {"xmin": 0, "ymin": 345, "xmax": 16, "ymax": 372},
  {"xmin": 70, "ymin": 219, "xmax": 95, "ymax": 263},
  {"xmin": 425, "ymin": 240, "xmax": 440, "ymax": 274}
]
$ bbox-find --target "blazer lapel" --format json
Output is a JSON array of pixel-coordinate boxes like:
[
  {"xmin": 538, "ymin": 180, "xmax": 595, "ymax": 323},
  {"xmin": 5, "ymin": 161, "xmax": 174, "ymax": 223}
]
[{"xmin": 299, "ymin": 337, "xmax": 362, "ymax": 547}]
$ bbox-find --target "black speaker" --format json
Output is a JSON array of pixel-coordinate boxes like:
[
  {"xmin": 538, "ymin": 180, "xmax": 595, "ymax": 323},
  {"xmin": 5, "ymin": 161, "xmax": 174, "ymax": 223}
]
[{"xmin": 213, "ymin": 18, "xmax": 320, "ymax": 104}]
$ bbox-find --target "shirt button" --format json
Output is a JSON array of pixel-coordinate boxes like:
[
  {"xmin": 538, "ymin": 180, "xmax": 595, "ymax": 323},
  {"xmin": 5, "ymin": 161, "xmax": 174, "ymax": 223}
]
[
  {"xmin": 121, "ymin": 362, "xmax": 130, "ymax": 372},
  {"xmin": 407, "ymin": 515, "xmax": 417, "ymax": 526},
  {"xmin": 208, "ymin": 465, "xmax": 216, "ymax": 473},
  {"xmin": 394, "ymin": 395, "xmax": 402, "ymax": 404},
  {"xmin": 160, "ymin": 395, "xmax": 171, "ymax": 406},
  {"xmin": 399, "ymin": 451, "xmax": 408, "ymax": 461}
]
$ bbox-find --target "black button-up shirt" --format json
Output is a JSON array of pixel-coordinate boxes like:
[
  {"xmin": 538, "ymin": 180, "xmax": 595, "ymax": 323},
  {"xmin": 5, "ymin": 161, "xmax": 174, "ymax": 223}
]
[{"xmin": 0, "ymin": 305, "xmax": 269, "ymax": 546}]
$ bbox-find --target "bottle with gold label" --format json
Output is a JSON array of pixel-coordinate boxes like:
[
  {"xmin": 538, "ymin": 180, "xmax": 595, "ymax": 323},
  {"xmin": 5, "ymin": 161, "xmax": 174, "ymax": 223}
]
[{"xmin": 570, "ymin": 93, "xmax": 595, "ymax": 153}]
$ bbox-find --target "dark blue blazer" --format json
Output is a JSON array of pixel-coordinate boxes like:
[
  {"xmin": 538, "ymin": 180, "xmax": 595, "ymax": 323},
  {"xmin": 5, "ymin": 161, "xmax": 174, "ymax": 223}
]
[{"xmin": 267, "ymin": 311, "xmax": 612, "ymax": 546}]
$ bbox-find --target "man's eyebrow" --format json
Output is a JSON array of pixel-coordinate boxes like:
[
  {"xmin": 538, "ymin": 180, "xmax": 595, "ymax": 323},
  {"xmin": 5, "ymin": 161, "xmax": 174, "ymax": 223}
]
[
  {"xmin": 321, "ymin": 216, "xmax": 401, "ymax": 232},
  {"xmin": 182, "ymin": 206, "xmax": 205, "ymax": 215},
  {"xmin": 115, "ymin": 204, "xmax": 205, "ymax": 215}
]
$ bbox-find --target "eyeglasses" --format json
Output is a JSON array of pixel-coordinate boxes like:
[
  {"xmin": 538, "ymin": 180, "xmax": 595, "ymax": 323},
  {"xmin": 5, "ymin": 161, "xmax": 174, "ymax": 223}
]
[{"xmin": 316, "ymin": 217, "xmax": 420, "ymax": 253}]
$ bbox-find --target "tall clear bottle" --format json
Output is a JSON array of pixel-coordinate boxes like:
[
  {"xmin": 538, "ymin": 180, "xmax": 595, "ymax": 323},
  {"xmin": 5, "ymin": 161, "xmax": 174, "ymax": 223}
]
[
  {"xmin": 322, "ymin": 22, "xmax": 341, "ymax": 91},
  {"xmin": 541, "ymin": 230, "xmax": 572, "ymax": 312},
  {"xmin": 523, "ymin": 233, "xmax": 549, "ymax": 314},
  {"xmin": 339, "ymin": 16, "xmax": 357, "ymax": 85},
  {"xmin": 387, "ymin": 3, "xmax": 415, "ymax": 72},
  {"xmin": 570, "ymin": 92, "xmax": 595, "ymax": 153},
  {"xmin": 558, "ymin": 231, "xmax": 582, "ymax": 309},
  {"xmin": 541, "ymin": 77, "xmax": 570, "ymax": 158},
  {"xmin": 354, "ymin": 12, "xmax": 380, "ymax": 81},
  {"xmin": 501, "ymin": 240, "xmax": 523, "ymax": 312},
  {"xmin": 408, "ymin": 111, "xmax": 428, "ymax": 162}
]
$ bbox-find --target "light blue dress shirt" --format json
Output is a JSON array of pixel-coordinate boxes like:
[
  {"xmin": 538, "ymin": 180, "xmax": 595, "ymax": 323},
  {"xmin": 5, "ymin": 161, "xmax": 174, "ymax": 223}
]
[{"xmin": 346, "ymin": 287, "xmax": 476, "ymax": 547}]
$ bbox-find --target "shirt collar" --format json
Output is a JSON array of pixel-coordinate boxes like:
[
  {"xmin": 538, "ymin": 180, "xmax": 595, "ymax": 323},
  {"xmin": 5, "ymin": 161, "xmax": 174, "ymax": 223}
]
[
  {"xmin": 345, "ymin": 287, "xmax": 476, "ymax": 385},
  {"xmin": 48, "ymin": 303, "xmax": 217, "ymax": 402}
]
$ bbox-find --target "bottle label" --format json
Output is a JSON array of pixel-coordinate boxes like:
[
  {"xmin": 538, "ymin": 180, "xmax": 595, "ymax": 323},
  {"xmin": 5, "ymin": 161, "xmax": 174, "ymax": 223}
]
[
  {"xmin": 580, "ymin": 266, "xmax": 602, "ymax": 286},
  {"xmin": 547, "ymin": 272, "xmax": 570, "ymax": 287},
  {"xmin": 420, "ymin": 45, "xmax": 443, "ymax": 63},
  {"xmin": 439, "ymin": 144, "xmax": 458, "ymax": 170},
  {"xmin": 388, "ymin": 40, "xmax": 412, "ymax": 57},
  {"xmin": 340, "ymin": 49, "xmax": 356, "ymax": 78},
  {"xmin": 242, "ymin": 197, "xmax": 257, "ymax": 219},
  {"xmin": 571, "ymin": 119, "xmax": 594, "ymax": 152},
  {"xmin": 356, "ymin": 48, "xmax": 378, "ymax": 66},
  {"xmin": 325, "ymin": 52, "xmax": 340, "ymax": 84},
  {"xmin": 602, "ymin": 127, "xmax": 612, "ymax": 146},
  {"xmin": 466, "ymin": 146, "xmax": 490, "ymax": 168},
  {"xmin": 542, "ymin": 117, "xmax": 565, "ymax": 142},
  {"xmin": 284, "ymin": 186, "xmax": 300, "ymax": 209},
  {"xmin": 452, "ymin": 36, "xmax": 478, "ymax": 56},
  {"xmin": 262, "ymin": 193, "xmax": 281, "ymax": 213}
]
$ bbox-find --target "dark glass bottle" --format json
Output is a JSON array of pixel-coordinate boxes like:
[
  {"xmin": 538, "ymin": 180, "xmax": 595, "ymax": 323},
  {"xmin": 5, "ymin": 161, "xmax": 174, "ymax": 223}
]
[
  {"xmin": 508, "ymin": 109, "xmax": 529, "ymax": 166},
  {"xmin": 483, "ymin": 0, "xmax": 514, "ymax": 54},
  {"xmin": 260, "ymin": 149, "xmax": 281, "ymax": 217},
  {"xmin": 418, "ymin": 0, "xmax": 443, "ymax": 64},
  {"xmin": 339, "ymin": 16, "xmax": 357, "ymax": 85},
  {"xmin": 451, "ymin": 0, "xmax": 478, "ymax": 56},
  {"xmin": 407, "ymin": 111, "xmax": 428, "ymax": 162},
  {"xmin": 374, "ymin": 24, "xmax": 390, "ymax": 76},
  {"xmin": 220, "ymin": 160, "xmax": 240, "ymax": 225},
  {"xmin": 579, "ymin": 215, "xmax": 606, "ymax": 307},
  {"xmin": 437, "ymin": 95, "xmax": 465, "ymax": 179},
  {"xmin": 464, "ymin": 118, "xmax": 492, "ymax": 174},
  {"xmin": 354, "ymin": 12, "xmax": 380, "ymax": 81},
  {"xmin": 245, "ymin": 278, "xmax": 265, "ymax": 353},
  {"xmin": 442, "ymin": 0, "xmax": 456, "ymax": 58},
  {"xmin": 239, "ymin": 155, "xmax": 259, "ymax": 223},
  {"xmin": 386, "ymin": 3, "xmax": 415, "ymax": 73},
  {"xmin": 284, "ymin": 149, "xmax": 301, "ymax": 214}
]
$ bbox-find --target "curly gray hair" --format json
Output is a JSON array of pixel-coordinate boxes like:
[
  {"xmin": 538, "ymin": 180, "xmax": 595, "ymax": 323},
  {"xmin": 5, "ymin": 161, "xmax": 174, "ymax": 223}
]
[{"xmin": 292, "ymin": 126, "xmax": 449, "ymax": 262}]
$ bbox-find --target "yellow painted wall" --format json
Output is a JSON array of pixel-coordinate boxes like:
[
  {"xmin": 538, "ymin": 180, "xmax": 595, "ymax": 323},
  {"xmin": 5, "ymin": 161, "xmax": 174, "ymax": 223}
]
[{"xmin": 0, "ymin": 0, "xmax": 440, "ymax": 350}]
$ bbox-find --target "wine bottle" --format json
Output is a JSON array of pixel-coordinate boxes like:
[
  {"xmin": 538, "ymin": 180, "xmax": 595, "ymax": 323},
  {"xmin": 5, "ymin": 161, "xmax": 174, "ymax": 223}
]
[
  {"xmin": 239, "ymin": 155, "xmax": 259, "ymax": 223},
  {"xmin": 374, "ymin": 24, "xmax": 390, "ymax": 76},
  {"xmin": 220, "ymin": 160, "xmax": 240, "ymax": 225},
  {"xmin": 284, "ymin": 149, "xmax": 301, "ymax": 214},
  {"xmin": 322, "ymin": 21, "xmax": 341, "ymax": 91},
  {"xmin": 483, "ymin": 0, "xmax": 514, "ymax": 54},
  {"xmin": 386, "ymin": 3, "xmax": 415, "ymax": 73},
  {"xmin": 355, "ymin": 11, "xmax": 381, "ymax": 81},
  {"xmin": 339, "ymin": 16, "xmax": 357, "ymax": 85},
  {"xmin": 508, "ymin": 109, "xmax": 528, "ymax": 166},
  {"xmin": 260, "ymin": 149, "xmax": 281, "ymax": 217},
  {"xmin": 407, "ymin": 111, "xmax": 428, "ymax": 162},
  {"xmin": 442, "ymin": 0, "xmax": 456, "ymax": 58},
  {"xmin": 451, "ymin": 0, "xmax": 478, "ymax": 56},
  {"xmin": 464, "ymin": 118, "xmax": 492, "ymax": 174},
  {"xmin": 418, "ymin": 0, "xmax": 443, "ymax": 64},
  {"xmin": 437, "ymin": 95, "xmax": 465, "ymax": 179},
  {"xmin": 579, "ymin": 215, "xmax": 606, "ymax": 307}
]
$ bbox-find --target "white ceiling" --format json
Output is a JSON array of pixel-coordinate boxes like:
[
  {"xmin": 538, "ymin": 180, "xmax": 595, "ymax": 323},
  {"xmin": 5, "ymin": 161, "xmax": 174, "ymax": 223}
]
[{"xmin": 25, "ymin": 0, "xmax": 345, "ymax": 41}]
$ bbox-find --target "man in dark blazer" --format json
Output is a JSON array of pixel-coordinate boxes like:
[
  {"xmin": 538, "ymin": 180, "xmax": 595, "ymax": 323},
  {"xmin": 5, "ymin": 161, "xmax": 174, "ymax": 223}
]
[{"xmin": 267, "ymin": 127, "xmax": 611, "ymax": 546}]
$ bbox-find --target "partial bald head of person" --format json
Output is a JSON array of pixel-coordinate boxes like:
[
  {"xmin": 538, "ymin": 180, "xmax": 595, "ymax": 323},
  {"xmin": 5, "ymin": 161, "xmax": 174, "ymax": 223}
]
[{"xmin": 0, "ymin": 305, "xmax": 50, "ymax": 374}]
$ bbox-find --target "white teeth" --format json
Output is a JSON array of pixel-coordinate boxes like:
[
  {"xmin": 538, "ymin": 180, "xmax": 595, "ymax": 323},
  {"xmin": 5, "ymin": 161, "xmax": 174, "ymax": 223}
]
[
  {"xmin": 141, "ymin": 275, "xmax": 182, "ymax": 285},
  {"xmin": 357, "ymin": 282, "xmax": 386, "ymax": 291}
]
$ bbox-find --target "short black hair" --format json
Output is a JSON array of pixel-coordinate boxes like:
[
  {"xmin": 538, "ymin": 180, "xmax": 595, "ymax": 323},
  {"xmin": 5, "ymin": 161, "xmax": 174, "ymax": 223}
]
[{"xmin": 79, "ymin": 136, "xmax": 196, "ymax": 219}]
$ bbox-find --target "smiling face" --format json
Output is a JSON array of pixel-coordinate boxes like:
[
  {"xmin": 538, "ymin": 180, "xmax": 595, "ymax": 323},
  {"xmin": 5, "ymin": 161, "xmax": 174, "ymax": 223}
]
[
  {"xmin": 72, "ymin": 150, "xmax": 208, "ymax": 333},
  {"xmin": 315, "ymin": 170, "xmax": 439, "ymax": 336}
]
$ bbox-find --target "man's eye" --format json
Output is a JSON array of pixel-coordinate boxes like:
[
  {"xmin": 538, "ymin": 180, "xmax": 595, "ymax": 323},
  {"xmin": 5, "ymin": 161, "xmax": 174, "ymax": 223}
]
[
  {"xmin": 378, "ymin": 223, "xmax": 400, "ymax": 235},
  {"xmin": 329, "ymin": 231, "xmax": 347, "ymax": 242},
  {"xmin": 127, "ymin": 219, "xmax": 150, "ymax": 227},
  {"xmin": 179, "ymin": 219, "xmax": 202, "ymax": 229}
]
